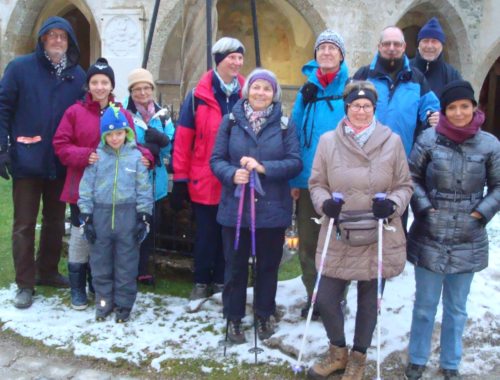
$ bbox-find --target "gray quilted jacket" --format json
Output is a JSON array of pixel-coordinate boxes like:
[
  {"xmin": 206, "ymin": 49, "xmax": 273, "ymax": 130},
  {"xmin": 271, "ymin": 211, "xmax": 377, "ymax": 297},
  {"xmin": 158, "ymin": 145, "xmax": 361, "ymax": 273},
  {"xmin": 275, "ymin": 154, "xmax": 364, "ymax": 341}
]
[{"xmin": 407, "ymin": 127, "xmax": 500, "ymax": 274}]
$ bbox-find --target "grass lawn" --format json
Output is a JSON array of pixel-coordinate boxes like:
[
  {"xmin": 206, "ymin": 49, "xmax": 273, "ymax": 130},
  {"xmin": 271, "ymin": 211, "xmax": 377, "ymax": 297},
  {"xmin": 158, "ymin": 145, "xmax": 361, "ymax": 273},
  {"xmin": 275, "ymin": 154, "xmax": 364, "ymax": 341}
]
[{"xmin": 0, "ymin": 179, "xmax": 303, "ymax": 378}]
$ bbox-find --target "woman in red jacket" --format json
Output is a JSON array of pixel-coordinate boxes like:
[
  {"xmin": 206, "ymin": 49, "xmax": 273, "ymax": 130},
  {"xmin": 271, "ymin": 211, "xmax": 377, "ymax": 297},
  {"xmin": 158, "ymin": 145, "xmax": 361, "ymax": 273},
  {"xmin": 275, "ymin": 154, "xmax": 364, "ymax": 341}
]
[{"xmin": 53, "ymin": 58, "xmax": 147, "ymax": 310}]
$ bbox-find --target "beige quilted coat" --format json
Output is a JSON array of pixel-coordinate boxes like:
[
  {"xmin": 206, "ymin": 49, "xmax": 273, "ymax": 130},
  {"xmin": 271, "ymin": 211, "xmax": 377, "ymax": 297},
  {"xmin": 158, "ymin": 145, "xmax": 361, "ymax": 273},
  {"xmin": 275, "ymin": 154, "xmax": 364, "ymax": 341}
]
[{"xmin": 309, "ymin": 120, "xmax": 413, "ymax": 281}]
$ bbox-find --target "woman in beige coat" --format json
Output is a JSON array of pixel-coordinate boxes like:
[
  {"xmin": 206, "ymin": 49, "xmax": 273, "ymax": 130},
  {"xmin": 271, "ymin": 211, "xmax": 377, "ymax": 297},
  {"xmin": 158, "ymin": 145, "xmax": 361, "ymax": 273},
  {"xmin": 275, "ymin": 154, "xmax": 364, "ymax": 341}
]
[{"xmin": 307, "ymin": 80, "xmax": 413, "ymax": 380}]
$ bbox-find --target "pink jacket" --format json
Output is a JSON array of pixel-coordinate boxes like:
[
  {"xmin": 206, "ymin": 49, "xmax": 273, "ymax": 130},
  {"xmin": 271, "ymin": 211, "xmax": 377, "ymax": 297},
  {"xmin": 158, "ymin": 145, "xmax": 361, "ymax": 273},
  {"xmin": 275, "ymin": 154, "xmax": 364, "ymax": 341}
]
[{"xmin": 53, "ymin": 93, "xmax": 139, "ymax": 204}]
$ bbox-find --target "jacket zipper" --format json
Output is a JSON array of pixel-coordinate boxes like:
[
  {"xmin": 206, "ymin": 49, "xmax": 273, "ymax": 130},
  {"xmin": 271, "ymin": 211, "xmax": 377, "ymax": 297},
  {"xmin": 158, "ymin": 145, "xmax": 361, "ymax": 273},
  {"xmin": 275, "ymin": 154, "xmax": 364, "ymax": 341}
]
[{"xmin": 111, "ymin": 150, "xmax": 120, "ymax": 230}]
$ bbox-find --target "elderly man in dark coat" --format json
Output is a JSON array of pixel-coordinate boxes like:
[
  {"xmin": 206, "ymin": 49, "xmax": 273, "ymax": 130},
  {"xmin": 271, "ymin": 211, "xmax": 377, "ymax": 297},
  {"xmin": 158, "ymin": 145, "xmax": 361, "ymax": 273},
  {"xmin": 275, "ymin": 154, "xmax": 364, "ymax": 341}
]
[{"xmin": 0, "ymin": 16, "xmax": 86, "ymax": 308}]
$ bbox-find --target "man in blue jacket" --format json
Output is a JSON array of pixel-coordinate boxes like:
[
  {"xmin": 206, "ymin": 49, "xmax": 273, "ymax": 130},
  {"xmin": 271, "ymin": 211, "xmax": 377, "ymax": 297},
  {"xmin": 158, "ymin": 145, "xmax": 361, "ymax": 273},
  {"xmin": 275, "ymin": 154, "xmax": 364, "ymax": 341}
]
[
  {"xmin": 0, "ymin": 16, "xmax": 86, "ymax": 309},
  {"xmin": 289, "ymin": 29, "xmax": 348, "ymax": 320},
  {"xmin": 353, "ymin": 26, "xmax": 440, "ymax": 156}
]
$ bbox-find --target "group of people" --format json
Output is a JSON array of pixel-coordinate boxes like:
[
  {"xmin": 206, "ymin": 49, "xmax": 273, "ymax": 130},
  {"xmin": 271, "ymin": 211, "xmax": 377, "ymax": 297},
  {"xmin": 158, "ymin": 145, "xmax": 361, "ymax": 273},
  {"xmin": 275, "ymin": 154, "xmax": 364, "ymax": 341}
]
[{"xmin": 0, "ymin": 14, "xmax": 498, "ymax": 380}]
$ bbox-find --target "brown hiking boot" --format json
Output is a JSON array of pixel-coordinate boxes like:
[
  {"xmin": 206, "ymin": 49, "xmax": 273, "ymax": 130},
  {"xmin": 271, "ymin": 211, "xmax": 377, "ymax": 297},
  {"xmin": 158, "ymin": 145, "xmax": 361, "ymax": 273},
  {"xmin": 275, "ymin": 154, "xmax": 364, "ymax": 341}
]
[
  {"xmin": 341, "ymin": 350, "xmax": 367, "ymax": 380},
  {"xmin": 307, "ymin": 344, "xmax": 348, "ymax": 379}
]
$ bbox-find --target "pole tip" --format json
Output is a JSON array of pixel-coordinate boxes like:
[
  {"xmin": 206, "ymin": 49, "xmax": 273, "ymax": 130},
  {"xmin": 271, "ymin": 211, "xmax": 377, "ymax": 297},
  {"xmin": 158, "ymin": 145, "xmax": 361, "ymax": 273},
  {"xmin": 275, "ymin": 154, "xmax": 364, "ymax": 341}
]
[{"xmin": 291, "ymin": 364, "xmax": 303, "ymax": 374}]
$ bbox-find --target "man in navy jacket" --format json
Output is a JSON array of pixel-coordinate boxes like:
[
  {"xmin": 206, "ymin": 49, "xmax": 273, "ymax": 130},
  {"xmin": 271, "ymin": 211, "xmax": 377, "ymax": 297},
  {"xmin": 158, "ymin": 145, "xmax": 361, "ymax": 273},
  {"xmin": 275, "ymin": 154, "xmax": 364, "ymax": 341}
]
[{"xmin": 0, "ymin": 16, "xmax": 85, "ymax": 308}]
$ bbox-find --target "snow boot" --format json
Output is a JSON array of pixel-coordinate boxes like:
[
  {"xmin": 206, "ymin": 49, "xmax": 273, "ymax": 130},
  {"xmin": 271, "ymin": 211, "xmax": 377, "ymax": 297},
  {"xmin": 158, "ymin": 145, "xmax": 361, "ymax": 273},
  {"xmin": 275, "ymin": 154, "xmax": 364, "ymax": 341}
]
[
  {"xmin": 115, "ymin": 307, "xmax": 132, "ymax": 323},
  {"xmin": 341, "ymin": 350, "xmax": 366, "ymax": 380},
  {"xmin": 68, "ymin": 262, "xmax": 88, "ymax": 310},
  {"xmin": 189, "ymin": 283, "xmax": 209, "ymax": 300},
  {"xmin": 228, "ymin": 319, "xmax": 246, "ymax": 344},
  {"xmin": 14, "ymin": 288, "xmax": 34, "ymax": 309},
  {"xmin": 441, "ymin": 369, "xmax": 462, "ymax": 380},
  {"xmin": 404, "ymin": 363, "xmax": 425, "ymax": 380},
  {"xmin": 307, "ymin": 344, "xmax": 348, "ymax": 379},
  {"xmin": 257, "ymin": 316, "xmax": 275, "ymax": 340}
]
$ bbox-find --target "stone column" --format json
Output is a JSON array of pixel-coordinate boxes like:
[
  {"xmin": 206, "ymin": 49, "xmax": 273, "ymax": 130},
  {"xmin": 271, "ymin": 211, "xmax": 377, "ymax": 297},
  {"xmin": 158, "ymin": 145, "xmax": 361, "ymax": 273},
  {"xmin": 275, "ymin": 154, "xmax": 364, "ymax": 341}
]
[
  {"xmin": 101, "ymin": 9, "xmax": 144, "ymax": 102},
  {"xmin": 180, "ymin": 0, "xmax": 218, "ymax": 100}
]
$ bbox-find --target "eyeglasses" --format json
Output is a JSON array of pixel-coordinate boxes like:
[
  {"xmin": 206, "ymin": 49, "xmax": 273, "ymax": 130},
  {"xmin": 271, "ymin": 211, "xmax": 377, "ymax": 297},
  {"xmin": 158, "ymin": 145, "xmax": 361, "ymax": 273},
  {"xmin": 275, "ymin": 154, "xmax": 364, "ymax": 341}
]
[
  {"xmin": 316, "ymin": 44, "xmax": 340, "ymax": 53},
  {"xmin": 380, "ymin": 40, "xmax": 404, "ymax": 48},
  {"xmin": 46, "ymin": 31, "xmax": 68, "ymax": 41},
  {"xmin": 348, "ymin": 104, "xmax": 374, "ymax": 112},
  {"xmin": 131, "ymin": 86, "xmax": 153, "ymax": 94}
]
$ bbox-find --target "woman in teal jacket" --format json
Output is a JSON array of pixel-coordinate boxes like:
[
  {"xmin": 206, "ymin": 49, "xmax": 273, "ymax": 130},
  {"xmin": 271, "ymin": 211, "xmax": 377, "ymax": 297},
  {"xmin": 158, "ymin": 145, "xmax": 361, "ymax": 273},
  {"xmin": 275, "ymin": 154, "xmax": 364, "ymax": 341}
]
[
  {"xmin": 124, "ymin": 68, "xmax": 174, "ymax": 285},
  {"xmin": 289, "ymin": 29, "xmax": 349, "ymax": 318}
]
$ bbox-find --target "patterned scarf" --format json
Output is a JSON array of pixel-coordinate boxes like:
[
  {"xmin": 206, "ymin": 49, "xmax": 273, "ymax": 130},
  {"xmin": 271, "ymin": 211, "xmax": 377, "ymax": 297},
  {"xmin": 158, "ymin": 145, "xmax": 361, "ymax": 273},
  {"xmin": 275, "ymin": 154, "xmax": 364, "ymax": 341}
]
[
  {"xmin": 134, "ymin": 100, "xmax": 156, "ymax": 124},
  {"xmin": 344, "ymin": 117, "xmax": 377, "ymax": 147},
  {"xmin": 244, "ymin": 100, "xmax": 274, "ymax": 135},
  {"xmin": 44, "ymin": 51, "xmax": 67, "ymax": 77},
  {"xmin": 436, "ymin": 110, "xmax": 484, "ymax": 144},
  {"xmin": 214, "ymin": 69, "xmax": 240, "ymax": 97}
]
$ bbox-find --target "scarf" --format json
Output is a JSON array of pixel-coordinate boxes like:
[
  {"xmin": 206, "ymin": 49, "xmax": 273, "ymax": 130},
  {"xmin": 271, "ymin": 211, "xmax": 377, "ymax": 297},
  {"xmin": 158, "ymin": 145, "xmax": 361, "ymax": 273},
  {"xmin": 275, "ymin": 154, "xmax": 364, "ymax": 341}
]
[
  {"xmin": 134, "ymin": 101, "xmax": 155, "ymax": 124},
  {"xmin": 44, "ymin": 51, "xmax": 67, "ymax": 77},
  {"xmin": 344, "ymin": 117, "xmax": 377, "ymax": 147},
  {"xmin": 244, "ymin": 100, "xmax": 274, "ymax": 135},
  {"xmin": 316, "ymin": 68, "xmax": 339, "ymax": 88},
  {"xmin": 436, "ymin": 110, "xmax": 484, "ymax": 144},
  {"xmin": 214, "ymin": 69, "xmax": 240, "ymax": 97}
]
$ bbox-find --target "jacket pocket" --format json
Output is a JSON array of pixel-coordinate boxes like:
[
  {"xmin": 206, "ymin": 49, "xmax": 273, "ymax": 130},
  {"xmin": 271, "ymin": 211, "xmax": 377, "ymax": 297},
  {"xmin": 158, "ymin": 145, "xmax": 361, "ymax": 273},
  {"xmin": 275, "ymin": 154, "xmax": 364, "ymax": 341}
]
[{"xmin": 12, "ymin": 139, "xmax": 46, "ymax": 176}]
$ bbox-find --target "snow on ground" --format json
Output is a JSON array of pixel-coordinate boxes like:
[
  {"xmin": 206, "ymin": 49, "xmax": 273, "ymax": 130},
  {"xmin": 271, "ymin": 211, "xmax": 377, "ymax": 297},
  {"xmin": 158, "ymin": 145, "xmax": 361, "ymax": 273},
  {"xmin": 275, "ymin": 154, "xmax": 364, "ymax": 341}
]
[{"xmin": 0, "ymin": 215, "xmax": 499, "ymax": 376}]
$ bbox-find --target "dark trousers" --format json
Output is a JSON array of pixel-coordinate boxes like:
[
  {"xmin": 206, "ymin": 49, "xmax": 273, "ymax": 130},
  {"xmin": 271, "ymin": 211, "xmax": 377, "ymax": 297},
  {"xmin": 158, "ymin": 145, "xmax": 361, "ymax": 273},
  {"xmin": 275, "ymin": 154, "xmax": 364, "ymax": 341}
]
[
  {"xmin": 317, "ymin": 276, "xmax": 386, "ymax": 350},
  {"xmin": 222, "ymin": 226, "xmax": 285, "ymax": 320},
  {"xmin": 138, "ymin": 199, "xmax": 162, "ymax": 276},
  {"xmin": 192, "ymin": 202, "xmax": 224, "ymax": 284},
  {"xmin": 12, "ymin": 178, "xmax": 66, "ymax": 288},
  {"xmin": 90, "ymin": 204, "xmax": 139, "ymax": 310}
]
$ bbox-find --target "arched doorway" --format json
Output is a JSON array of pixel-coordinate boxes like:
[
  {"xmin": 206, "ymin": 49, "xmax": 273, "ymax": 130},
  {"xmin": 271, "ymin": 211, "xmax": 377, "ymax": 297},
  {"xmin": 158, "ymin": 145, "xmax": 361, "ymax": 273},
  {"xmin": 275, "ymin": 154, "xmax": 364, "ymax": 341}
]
[
  {"xmin": 396, "ymin": 0, "xmax": 470, "ymax": 73},
  {"xmin": 156, "ymin": 0, "xmax": 318, "ymax": 112},
  {"xmin": 479, "ymin": 57, "xmax": 500, "ymax": 137},
  {"xmin": 61, "ymin": 7, "xmax": 91, "ymax": 70}
]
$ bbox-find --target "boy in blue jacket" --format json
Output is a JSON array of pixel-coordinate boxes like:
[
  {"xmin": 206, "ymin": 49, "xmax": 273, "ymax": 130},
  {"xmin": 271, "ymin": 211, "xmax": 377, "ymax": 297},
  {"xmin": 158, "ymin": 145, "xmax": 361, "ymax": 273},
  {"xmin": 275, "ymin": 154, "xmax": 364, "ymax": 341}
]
[{"xmin": 78, "ymin": 104, "xmax": 153, "ymax": 322}]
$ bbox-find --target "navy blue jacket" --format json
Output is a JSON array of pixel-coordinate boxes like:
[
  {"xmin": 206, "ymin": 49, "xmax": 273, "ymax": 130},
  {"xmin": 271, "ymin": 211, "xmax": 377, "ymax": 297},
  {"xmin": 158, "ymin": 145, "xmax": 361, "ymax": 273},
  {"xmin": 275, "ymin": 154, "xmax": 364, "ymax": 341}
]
[
  {"xmin": 0, "ymin": 16, "xmax": 86, "ymax": 179},
  {"xmin": 410, "ymin": 51, "xmax": 462, "ymax": 97},
  {"xmin": 210, "ymin": 99, "xmax": 302, "ymax": 228}
]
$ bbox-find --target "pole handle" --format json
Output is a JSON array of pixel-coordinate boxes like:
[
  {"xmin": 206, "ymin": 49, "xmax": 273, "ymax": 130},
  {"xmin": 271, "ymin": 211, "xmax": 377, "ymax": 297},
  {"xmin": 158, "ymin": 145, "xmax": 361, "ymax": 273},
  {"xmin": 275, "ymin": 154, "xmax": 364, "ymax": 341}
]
[
  {"xmin": 331, "ymin": 192, "xmax": 344, "ymax": 203},
  {"xmin": 374, "ymin": 192, "xmax": 387, "ymax": 201}
]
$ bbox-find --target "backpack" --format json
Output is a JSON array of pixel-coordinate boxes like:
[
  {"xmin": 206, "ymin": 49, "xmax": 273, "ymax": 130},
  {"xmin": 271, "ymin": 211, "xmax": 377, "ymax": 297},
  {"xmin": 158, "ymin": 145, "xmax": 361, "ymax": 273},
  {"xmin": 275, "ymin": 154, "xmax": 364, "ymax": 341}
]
[{"xmin": 300, "ymin": 82, "xmax": 342, "ymax": 149}]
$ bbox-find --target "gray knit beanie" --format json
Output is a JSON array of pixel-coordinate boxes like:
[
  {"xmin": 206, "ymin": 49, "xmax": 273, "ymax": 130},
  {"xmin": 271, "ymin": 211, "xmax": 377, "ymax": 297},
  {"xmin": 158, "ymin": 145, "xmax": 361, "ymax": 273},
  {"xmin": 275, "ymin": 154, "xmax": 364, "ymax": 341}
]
[{"xmin": 314, "ymin": 29, "xmax": 346, "ymax": 61}]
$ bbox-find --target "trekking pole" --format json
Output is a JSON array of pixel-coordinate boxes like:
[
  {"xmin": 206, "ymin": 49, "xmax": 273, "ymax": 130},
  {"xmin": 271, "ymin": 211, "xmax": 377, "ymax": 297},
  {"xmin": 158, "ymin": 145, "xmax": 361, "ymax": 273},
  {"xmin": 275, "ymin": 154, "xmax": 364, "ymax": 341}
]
[
  {"xmin": 374, "ymin": 192, "xmax": 386, "ymax": 380},
  {"xmin": 223, "ymin": 181, "xmax": 246, "ymax": 356},
  {"xmin": 248, "ymin": 170, "xmax": 263, "ymax": 363},
  {"xmin": 292, "ymin": 192, "xmax": 344, "ymax": 374}
]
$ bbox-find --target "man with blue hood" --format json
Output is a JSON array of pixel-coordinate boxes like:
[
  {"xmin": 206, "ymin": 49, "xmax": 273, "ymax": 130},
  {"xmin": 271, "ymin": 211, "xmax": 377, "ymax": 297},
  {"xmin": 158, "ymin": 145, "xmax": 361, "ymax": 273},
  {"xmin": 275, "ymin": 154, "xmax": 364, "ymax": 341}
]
[
  {"xmin": 289, "ymin": 29, "xmax": 349, "ymax": 320},
  {"xmin": 0, "ymin": 16, "xmax": 86, "ymax": 309}
]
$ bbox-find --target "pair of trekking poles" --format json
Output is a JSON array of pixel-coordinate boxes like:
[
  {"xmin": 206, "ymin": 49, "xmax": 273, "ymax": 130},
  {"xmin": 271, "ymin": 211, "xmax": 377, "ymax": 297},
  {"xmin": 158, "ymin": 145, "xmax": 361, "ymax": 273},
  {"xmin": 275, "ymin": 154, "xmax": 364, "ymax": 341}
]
[
  {"xmin": 292, "ymin": 192, "xmax": 386, "ymax": 380},
  {"xmin": 222, "ymin": 169, "xmax": 264, "ymax": 364}
]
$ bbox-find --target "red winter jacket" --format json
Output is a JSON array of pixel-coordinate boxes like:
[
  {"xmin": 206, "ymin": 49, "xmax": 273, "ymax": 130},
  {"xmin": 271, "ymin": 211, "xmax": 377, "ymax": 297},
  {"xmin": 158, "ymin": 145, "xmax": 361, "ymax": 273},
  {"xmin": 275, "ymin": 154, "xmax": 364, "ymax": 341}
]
[
  {"xmin": 173, "ymin": 70, "xmax": 245, "ymax": 205},
  {"xmin": 53, "ymin": 93, "xmax": 143, "ymax": 204}
]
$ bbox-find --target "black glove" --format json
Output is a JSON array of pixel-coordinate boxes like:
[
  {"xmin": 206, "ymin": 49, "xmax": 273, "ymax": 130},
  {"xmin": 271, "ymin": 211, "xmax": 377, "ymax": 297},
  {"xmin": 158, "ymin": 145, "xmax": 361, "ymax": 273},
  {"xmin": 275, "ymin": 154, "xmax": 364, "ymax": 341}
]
[
  {"xmin": 136, "ymin": 213, "xmax": 152, "ymax": 244},
  {"xmin": 142, "ymin": 142, "xmax": 161, "ymax": 167},
  {"xmin": 169, "ymin": 182, "xmax": 189, "ymax": 211},
  {"xmin": 0, "ymin": 149, "xmax": 11, "ymax": 180},
  {"xmin": 322, "ymin": 198, "xmax": 345, "ymax": 219},
  {"xmin": 80, "ymin": 213, "xmax": 96, "ymax": 244},
  {"xmin": 145, "ymin": 128, "xmax": 169, "ymax": 148},
  {"xmin": 372, "ymin": 198, "xmax": 396, "ymax": 219}
]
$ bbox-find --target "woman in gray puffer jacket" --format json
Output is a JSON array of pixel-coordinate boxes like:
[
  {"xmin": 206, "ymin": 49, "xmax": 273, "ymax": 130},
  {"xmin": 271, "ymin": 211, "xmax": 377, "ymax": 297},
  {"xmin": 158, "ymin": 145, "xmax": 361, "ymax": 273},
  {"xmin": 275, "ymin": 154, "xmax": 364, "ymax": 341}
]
[{"xmin": 405, "ymin": 80, "xmax": 500, "ymax": 380}]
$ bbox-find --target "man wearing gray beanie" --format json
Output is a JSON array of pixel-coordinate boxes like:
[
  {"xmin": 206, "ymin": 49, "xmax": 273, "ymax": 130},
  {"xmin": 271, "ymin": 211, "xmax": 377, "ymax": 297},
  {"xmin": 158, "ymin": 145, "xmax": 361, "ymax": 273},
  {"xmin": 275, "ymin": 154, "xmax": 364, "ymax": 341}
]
[
  {"xmin": 289, "ymin": 29, "xmax": 349, "ymax": 321},
  {"xmin": 171, "ymin": 37, "xmax": 245, "ymax": 302}
]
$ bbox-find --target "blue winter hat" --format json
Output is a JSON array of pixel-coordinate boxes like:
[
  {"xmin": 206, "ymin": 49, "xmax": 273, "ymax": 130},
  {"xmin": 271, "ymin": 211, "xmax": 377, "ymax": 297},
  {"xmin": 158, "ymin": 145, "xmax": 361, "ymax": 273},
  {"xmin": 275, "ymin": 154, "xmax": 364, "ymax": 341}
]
[
  {"xmin": 418, "ymin": 17, "xmax": 445, "ymax": 44},
  {"xmin": 100, "ymin": 103, "xmax": 133, "ymax": 143}
]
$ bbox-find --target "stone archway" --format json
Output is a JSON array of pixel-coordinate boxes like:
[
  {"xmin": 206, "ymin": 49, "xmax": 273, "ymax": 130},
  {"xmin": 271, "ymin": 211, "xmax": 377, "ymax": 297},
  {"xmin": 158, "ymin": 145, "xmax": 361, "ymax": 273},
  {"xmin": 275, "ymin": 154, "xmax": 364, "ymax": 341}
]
[
  {"xmin": 396, "ymin": 0, "xmax": 472, "ymax": 75},
  {"xmin": 2, "ymin": 0, "xmax": 99, "ymax": 72},
  {"xmin": 153, "ymin": 0, "xmax": 323, "ymax": 112},
  {"xmin": 477, "ymin": 39, "xmax": 500, "ymax": 137}
]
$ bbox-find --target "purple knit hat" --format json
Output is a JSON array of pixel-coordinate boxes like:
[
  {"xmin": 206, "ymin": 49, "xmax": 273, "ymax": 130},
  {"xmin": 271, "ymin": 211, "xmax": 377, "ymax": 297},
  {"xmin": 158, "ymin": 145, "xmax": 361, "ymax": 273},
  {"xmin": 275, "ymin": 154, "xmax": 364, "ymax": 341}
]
[{"xmin": 248, "ymin": 72, "xmax": 277, "ymax": 94}]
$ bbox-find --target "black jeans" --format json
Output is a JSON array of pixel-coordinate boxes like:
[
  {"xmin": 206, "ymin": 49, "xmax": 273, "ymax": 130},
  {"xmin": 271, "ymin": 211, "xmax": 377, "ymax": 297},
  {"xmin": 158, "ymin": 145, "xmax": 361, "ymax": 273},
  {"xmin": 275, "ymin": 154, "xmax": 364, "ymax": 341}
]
[
  {"xmin": 191, "ymin": 202, "xmax": 224, "ymax": 284},
  {"xmin": 222, "ymin": 226, "xmax": 285, "ymax": 320},
  {"xmin": 317, "ymin": 276, "xmax": 386, "ymax": 350},
  {"xmin": 12, "ymin": 178, "xmax": 66, "ymax": 288}
]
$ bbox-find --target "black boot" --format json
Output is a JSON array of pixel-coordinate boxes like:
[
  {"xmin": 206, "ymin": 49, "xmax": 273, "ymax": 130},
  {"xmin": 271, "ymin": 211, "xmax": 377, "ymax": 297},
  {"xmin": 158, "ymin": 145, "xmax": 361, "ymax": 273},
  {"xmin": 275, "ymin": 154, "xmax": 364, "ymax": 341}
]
[
  {"xmin": 301, "ymin": 296, "xmax": 320, "ymax": 321},
  {"xmin": 68, "ymin": 263, "xmax": 88, "ymax": 310}
]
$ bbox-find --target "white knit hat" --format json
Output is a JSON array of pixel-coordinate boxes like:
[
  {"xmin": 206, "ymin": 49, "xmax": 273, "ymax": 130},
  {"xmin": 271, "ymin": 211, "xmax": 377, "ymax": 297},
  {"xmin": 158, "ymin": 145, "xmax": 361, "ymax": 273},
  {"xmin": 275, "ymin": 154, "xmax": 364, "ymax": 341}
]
[{"xmin": 314, "ymin": 29, "xmax": 346, "ymax": 61}]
